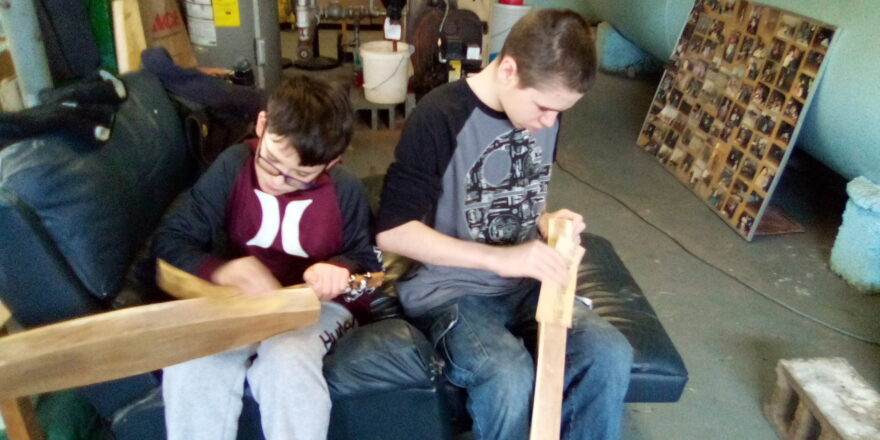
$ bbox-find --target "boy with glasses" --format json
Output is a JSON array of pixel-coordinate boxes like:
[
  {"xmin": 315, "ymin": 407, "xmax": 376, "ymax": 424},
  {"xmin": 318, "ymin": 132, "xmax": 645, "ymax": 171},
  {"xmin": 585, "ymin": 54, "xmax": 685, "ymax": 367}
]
[{"xmin": 154, "ymin": 74, "xmax": 382, "ymax": 440}]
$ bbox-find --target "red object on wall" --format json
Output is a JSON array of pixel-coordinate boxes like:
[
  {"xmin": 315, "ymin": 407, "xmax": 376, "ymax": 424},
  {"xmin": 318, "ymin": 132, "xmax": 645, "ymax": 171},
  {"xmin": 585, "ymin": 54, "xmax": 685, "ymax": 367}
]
[{"xmin": 499, "ymin": 0, "xmax": 524, "ymax": 5}]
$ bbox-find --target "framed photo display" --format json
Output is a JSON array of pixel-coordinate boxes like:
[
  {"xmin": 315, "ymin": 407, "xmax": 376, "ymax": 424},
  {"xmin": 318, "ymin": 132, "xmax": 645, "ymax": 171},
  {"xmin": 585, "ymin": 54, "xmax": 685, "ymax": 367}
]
[{"xmin": 636, "ymin": 0, "xmax": 837, "ymax": 240}]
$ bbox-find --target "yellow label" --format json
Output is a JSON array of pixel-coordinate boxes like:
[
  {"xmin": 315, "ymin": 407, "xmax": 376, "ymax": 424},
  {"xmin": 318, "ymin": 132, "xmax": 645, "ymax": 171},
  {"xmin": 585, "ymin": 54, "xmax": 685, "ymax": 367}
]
[{"xmin": 212, "ymin": 0, "xmax": 240, "ymax": 27}]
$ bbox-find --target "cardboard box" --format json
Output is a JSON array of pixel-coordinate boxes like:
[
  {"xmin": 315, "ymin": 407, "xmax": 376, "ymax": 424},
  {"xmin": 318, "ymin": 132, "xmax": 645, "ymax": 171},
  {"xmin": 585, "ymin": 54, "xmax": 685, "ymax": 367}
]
[{"xmin": 139, "ymin": 0, "xmax": 198, "ymax": 67}]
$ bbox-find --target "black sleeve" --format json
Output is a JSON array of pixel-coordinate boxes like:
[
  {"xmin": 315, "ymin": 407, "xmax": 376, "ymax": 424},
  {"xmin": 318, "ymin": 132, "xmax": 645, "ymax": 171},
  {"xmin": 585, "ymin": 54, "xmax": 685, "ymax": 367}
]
[
  {"xmin": 152, "ymin": 144, "xmax": 250, "ymax": 277},
  {"xmin": 327, "ymin": 166, "xmax": 384, "ymax": 273},
  {"xmin": 376, "ymin": 90, "xmax": 457, "ymax": 233}
]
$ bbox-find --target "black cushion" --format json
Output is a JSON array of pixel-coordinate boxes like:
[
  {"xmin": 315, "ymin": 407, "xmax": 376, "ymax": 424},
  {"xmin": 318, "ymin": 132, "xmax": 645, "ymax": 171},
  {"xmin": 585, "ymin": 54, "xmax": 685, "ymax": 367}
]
[
  {"xmin": 325, "ymin": 319, "xmax": 456, "ymax": 440},
  {"xmin": 325, "ymin": 319, "xmax": 439, "ymax": 397},
  {"xmin": 577, "ymin": 234, "xmax": 688, "ymax": 402},
  {"xmin": 0, "ymin": 71, "xmax": 194, "ymax": 306}
]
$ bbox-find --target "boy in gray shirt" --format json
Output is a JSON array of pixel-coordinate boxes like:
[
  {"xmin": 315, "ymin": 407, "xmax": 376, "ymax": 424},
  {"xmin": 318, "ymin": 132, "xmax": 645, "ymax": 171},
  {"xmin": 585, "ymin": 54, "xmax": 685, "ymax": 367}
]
[{"xmin": 377, "ymin": 9, "xmax": 633, "ymax": 440}]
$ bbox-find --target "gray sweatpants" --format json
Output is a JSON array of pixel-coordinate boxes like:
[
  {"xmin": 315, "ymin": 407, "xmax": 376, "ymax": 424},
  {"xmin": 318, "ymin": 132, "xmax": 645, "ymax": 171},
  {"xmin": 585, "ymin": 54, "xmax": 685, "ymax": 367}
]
[{"xmin": 163, "ymin": 302, "xmax": 354, "ymax": 440}]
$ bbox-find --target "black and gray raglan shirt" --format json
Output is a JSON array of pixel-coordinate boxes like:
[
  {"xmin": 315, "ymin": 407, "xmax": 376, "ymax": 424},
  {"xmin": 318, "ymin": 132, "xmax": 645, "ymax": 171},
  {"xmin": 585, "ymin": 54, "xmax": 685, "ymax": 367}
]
[{"xmin": 377, "ymin": 80, "xmax": 561, "ymax": 317}]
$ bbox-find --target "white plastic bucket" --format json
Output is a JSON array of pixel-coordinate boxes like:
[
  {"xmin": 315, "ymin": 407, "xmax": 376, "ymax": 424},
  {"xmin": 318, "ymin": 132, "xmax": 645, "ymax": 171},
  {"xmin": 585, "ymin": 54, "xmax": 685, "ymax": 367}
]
[
  {"xmin": 487, "ymin": 2, "xmax": 532, "ymax": 61},
  {"xmin": 360, "ymin": 41, "xmax": 414, "ymax": 104}
]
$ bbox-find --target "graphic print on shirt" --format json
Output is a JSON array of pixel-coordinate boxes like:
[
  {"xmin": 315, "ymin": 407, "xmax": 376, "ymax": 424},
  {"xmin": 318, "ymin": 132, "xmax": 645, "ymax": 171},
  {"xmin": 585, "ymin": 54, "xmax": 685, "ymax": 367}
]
[
  {"xmin": 464, "ymin": 129, "xmax": 550, "ymax": 245},
  {"xmin": 246, "ymin": 189, "xmax": 313, "ymax": 257}
]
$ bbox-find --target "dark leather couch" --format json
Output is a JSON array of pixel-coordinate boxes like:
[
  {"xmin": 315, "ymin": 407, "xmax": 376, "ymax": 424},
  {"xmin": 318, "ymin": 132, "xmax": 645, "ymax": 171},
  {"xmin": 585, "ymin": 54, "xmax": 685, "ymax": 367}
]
[{"xmin": 0, "ymin": 71, "xmax": 688, "ymax": 439}]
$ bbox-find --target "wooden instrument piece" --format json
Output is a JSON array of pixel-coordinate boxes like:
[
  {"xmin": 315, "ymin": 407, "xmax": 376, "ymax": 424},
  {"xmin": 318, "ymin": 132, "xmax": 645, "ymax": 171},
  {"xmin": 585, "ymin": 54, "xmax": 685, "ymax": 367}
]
[
  {"xmin": 0, "ymin": 260, "xmax": 383, "ymax": 401},
  {"xmin": 156, "ymin": 259, "xmax": 240, "ymax": 299},
  {"xmin": 0, "ymin": 300, "xmax": 9, "ymax": 328},
  {"xmin": 0, "ymin": 278, "xmax": 320, "ymax": 400},
  {"xmin": 156, "ymin": 258, "xmax": 385, "ymax": 300},
  {"xmin": 530, "ymin": 219, "xmax": 586, "ymax": 440},
  {"xmin": 1, "ymin": 302, "xmax": 45, "ymax": 440}
]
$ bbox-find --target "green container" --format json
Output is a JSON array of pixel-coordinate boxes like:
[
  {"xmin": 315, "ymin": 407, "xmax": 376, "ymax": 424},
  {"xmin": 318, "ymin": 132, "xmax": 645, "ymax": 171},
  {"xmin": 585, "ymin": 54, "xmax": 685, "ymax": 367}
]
[
  {"xmin": 0, "ymin": 391, "xmax": 104, "ymax": 440},
  {"xmin": 87, "ymin": 0, "xmax": 117, "ymax": 74}
]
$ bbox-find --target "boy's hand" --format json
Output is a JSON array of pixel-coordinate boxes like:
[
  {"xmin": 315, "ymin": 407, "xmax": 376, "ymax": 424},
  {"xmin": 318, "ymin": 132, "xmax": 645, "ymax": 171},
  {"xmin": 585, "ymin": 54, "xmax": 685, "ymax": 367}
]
[
  {"xmin": 211, "ymin": 256, "xmax": 282, "ymax": 296},
  {"xmin": 538, "ymin": 209, "xmax": 586, "ymax": 245},
  {"xmin": 303, "ymin": 263, "xmax": 351, "ymax": 302},
  {"xmin": 489, "ymin": 240, "xmax": 569, "ymax": 285}
]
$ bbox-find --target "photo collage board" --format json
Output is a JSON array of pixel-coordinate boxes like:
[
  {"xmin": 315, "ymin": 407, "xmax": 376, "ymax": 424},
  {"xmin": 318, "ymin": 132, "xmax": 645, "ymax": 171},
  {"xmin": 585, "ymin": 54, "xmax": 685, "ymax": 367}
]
[{"xmin": 636, "ymin": 0, "xmax": 836, "ymax": 240}]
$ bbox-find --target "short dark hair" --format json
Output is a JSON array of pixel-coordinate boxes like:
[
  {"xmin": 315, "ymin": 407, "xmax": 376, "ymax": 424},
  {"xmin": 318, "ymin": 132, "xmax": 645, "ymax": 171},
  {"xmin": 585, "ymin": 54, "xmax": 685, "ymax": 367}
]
[
  {"xmin": 265, "ymin": 75, "xmax": 353, "ymax": 166},
  {"xmin": 499, "ymin": 9, "xmax": 596, "ymax": 93}
]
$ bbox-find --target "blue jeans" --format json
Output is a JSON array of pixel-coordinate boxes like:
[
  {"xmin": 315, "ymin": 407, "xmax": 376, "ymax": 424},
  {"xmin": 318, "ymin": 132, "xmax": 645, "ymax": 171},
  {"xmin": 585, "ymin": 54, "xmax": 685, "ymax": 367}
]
[{"xmin": 411, "ymin": 285, "xmax": 633, "ymax": 440}]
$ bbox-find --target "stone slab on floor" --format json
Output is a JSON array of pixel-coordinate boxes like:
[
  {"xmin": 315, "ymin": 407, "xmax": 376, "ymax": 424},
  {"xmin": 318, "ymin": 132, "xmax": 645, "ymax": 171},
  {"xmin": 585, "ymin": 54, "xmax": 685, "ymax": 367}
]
[{"xmin": 764, "ymin": 357, "xmax": 880, "ymax": 440}]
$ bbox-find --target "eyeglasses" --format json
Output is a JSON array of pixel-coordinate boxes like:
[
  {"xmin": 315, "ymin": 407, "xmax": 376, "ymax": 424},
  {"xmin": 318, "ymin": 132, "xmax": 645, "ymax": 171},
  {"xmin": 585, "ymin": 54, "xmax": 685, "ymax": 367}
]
[{"xmin": 255, "ymin": 135, "xmax": 323, "ymax": 190}]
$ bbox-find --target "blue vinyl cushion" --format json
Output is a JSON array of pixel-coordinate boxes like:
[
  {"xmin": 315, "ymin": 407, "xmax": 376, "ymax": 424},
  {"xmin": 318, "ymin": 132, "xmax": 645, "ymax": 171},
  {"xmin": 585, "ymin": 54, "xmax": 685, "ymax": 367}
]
[{"xmin": 0, "ymin": 72, "xmax": 194, "ymax": 303}]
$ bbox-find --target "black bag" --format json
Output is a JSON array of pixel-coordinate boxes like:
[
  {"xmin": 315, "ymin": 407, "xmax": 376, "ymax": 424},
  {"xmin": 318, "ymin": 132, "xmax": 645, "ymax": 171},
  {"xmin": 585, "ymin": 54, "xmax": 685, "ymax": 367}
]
[{"xmin": 171, "ymin": 94, "xmax": 255, "ymax": 170}]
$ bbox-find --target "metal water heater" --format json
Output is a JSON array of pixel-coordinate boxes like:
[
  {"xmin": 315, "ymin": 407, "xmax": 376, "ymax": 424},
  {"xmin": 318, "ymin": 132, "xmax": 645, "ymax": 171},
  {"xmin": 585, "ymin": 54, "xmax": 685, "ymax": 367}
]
[{"xmin": 184, "ymin": 0, "xmax": 282, "ymax": 91}]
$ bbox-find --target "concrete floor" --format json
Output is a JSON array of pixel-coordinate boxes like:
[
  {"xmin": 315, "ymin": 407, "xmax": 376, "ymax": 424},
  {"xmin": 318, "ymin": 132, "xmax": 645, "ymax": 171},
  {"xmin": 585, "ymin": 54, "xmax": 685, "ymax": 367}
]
[
  {"xmin": 284, "ymin": 29, "xmax": 880, "ymax": 439},
  {"xmin": 556, "ymin": 71, "xmax": 880, "ymax": 439}
]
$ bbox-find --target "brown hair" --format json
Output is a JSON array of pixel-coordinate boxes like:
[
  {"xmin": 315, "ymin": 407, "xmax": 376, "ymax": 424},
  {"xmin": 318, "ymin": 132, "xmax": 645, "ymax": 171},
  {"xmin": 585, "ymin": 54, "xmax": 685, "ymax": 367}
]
[
  {"xmin": 499, "ymin": 9, "xmax": 596, "ymax": 93},
  {"xmin": 265, "ymin": 75, "xmax": 353, "ymax": 166}
]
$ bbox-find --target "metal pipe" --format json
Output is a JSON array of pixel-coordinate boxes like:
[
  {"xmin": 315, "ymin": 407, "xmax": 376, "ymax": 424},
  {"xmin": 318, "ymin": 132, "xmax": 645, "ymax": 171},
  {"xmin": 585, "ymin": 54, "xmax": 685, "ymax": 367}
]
[
  {"xmin": 0, "ymin": 0, "xmax": 52, "ymax": 108},
  {"xmin": 295, "ymin": 0, "xmax": 312, "ymax": 41},
  {"xmin": 251, "ymin": 0, "xmax": 264, "ymax": 89}
]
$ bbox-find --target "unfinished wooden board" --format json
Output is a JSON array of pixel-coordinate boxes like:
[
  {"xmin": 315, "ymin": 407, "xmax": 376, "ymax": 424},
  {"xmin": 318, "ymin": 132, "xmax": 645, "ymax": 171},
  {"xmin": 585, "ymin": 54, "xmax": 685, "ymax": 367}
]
[
  {"xmin": 636, "ymin": 0, "xmax": 837, "ymax": 240},
  {"xmin": 530, "ymin": 323, "xmax": 568, "ymax": 440},
  {"xmin": 0, "ymin": 321, "xmax": 45, "ymax": 440},
  {"xmin": 112, "ymin": 0, "xmax": 148, "ymax": 73},
  {"xmin": 535, "ymin": 219, "xmax": 578, "ymax": 326},
  {"xmin": 0, "ymin": 395, "xmax": 44, "ymax": 440},
  {"xmin": 530, "ymin": 218, "xmax": 586, "ymax": 440},
  {"xmin": 0, "ymin": 301, "xmax": 9, "ymax": 328},
  {"xmin": 157, "ymin": 258, "xmax": 240, "ymax": 299},
  {"xmin": 0, "ymin": 290, "xmax": 319, "ymax": 399},
  {"xmin": 156, "ymin": 258, "xmax": 385, "ymax": 300}
]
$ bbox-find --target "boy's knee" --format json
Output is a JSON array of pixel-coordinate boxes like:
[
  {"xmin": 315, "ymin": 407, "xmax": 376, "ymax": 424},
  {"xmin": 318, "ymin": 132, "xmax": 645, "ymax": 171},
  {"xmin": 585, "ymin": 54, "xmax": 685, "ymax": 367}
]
[
  {"xmin": 477, "ymin": 346, "xmax": 535, "ymax": 390},
  {"xmin": 603, "ymin": 331, "xmax": 634, "ymax": 377},
  {"xmin": 261, "ymin": 331, "xmax": 327, "ymax": 362},
  {"xmin": 465, "ymin": 348, "xmax": 533, "ymax": 414},
  {"xmin": 571, "ymin": 327, "xmax": 633, "ymax": 380},
  {"xmin": 601, "ymin": 328, "xmax": 633, "ymax": 359}
]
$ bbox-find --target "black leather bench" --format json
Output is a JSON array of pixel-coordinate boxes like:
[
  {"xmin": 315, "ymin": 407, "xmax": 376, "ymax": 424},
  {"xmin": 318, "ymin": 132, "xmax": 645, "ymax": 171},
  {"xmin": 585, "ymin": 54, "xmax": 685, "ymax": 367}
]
[
  {"xmin": 324, "ymin": 232, "xmax": 689, "ymax": 439},
  {"xmin": 0, "ymin": 70, "xmax": 687, "ymax": 439}
]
